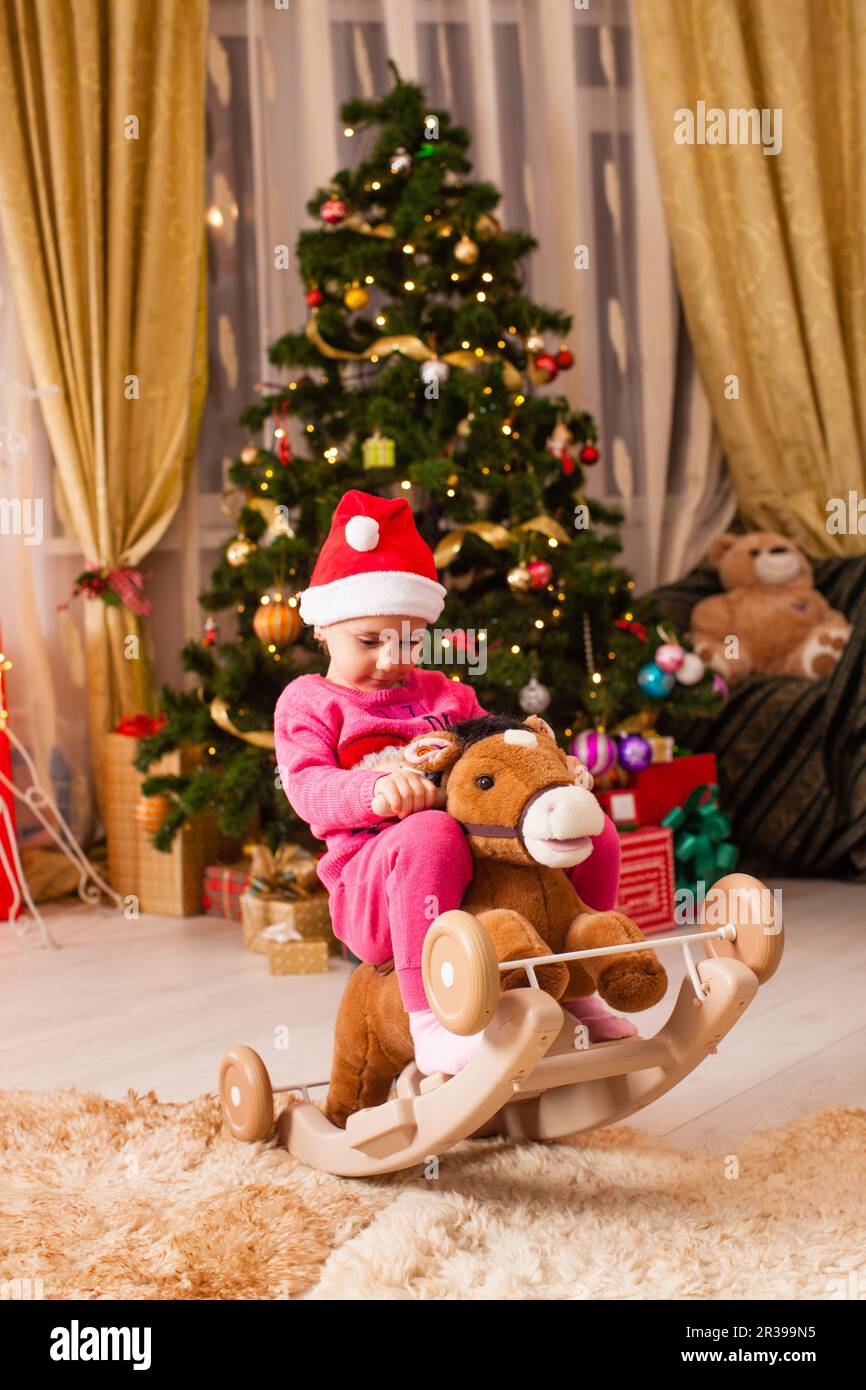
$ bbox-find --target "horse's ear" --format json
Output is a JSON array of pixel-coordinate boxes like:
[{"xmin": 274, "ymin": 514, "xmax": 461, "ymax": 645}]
[
  {"xmin": 402, "ymin": 730, "xmax": 464, "ymax": 773},
  {"xmin": 523, "ymin": 715, "xmax": 557, "ymax": 744}
]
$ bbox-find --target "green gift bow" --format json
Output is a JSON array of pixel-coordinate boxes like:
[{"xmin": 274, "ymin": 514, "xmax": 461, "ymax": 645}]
[{"xmin": 661, "ymin": 783, "xmax": 738, "ymax": 893}]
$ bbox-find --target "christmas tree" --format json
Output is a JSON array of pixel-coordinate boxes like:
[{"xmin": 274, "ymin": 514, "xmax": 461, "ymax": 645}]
[{"xmin": 137, "ymin": 63, "xmax": 720, "ymax": 853}]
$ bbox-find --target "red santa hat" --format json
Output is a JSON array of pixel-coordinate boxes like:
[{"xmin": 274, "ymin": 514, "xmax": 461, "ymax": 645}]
[{"xmin": 298, "ymin": 489, "xmax": 447, "ymax": 626}]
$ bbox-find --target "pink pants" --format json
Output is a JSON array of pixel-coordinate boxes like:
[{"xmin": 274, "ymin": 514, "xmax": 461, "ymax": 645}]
[{"xmin": 327, "ymin": 809, "xmax": 621, "ymax": 1013}]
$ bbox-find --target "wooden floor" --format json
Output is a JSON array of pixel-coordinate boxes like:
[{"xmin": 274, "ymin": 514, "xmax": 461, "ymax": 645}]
[{"xmin": 2, "ymin": 878, "xmax": 864, "ymax": 1154}]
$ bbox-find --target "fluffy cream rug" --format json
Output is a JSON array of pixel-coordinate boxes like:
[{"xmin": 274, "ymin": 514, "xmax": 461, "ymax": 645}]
[{"xmin": 2, "ymin": 1088, "xmax": 863, "ymax": 1300}]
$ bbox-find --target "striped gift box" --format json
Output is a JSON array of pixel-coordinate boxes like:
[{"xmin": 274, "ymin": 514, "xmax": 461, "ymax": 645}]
[{"xmin": 615, "ymin": 825, "xmax": 675, "ymax": 937}]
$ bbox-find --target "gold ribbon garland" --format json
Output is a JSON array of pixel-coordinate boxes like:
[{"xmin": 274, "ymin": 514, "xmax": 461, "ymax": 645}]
[
  {"xmin": 200, "ymin": 688, "xmax": 276, "ymax": 749},
  {"xmin": 305, "ymin": 314, "xmax": 523, "ymax": 390},
  {"xmin": 433, "ymin": 513, "xmax": 572, "ymax": 568}
]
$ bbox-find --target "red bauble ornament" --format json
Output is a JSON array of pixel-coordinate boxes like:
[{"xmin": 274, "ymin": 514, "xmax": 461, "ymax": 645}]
[
  {"xmin": 320, "ymin": 197, "xmax": 347, "ymax": 225},
  {"xmin": 560, "ymin": 447, "xmax": 574, "ymax": 475},
  {"xmin": 580, "ymin": 443, "xmax": 600, "ymax": 465},
  {"xmin": 556, "ymin": 348, "xmax": 574, "ymax": 370},
  {"xmin": 305, "ymin": 286, "xmax": 324, "ymax": 307},
  {"xmin": 527, "ymin": 560, "xmax": 553, "ymax": 589},
  {"xmin": 533, "ymin": 352, "xmax": 559, "ymax": 381},
  {"xmin": 273, "ymin": 401, "xmax": 293, "ymax": 466}
]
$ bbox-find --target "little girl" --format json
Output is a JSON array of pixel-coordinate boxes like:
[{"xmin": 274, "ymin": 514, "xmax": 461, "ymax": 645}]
[{"xmin": 274, "ymin": 489, "xmax": 636, "ymax": 1077}]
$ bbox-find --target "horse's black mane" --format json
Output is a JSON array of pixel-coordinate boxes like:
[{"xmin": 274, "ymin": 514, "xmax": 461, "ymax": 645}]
[{"xmin": 450, "ymin": 712, "xmax": 529, "ymax": 750}]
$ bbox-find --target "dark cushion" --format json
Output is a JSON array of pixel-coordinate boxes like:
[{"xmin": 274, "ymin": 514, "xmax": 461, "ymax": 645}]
[{"xmin": 639, "ymin": 557, "xmax": 866, "ymax": 881}]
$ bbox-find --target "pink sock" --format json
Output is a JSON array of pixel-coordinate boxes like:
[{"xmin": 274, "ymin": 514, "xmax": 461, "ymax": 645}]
[
  {"xmin": 408, "ymin": 1009, "xmax": 486, "ymax": 1077},
  {"xmin": 563, "ymin": 994, "xmax": 638, "ymax": 1042}
]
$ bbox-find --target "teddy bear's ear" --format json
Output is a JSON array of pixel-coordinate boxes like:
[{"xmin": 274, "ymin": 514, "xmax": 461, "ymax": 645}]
[
  {"xmin": 402, "ymin": 731, "xmax": 464, "ymax": 773},
  {"xmin": 523, "ymin": 715, "xmax": 557, "ymax": 744},
  {"xmin": 708, "ymin": 532, "xmax": 737, "ymax": 568}
]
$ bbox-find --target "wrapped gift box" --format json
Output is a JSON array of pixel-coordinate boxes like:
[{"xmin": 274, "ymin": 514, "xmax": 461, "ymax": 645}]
[
  {"xmin": 627, "ymin": 753, "xmax": 718, "ymax": 827},
  {"xmin": 615, "ymin": 825, "xmax": 675, "ymax": 936},
  {"xmin": 104, "ymin": 727, "xmax": 220, "ymax": 917},
  {"xmin": 596, "ymin": 788, "xmax": 642, "ymax": 828},
  {"xmin": 241, "ymin": 887, "xmax": 338, "ymax": 954},
  {"xmin": 203, "ymin": 862, "xmax": 250, "ymax": 922},
  {"xmin": 267, "ymin": 938, "xmax": 329, "ymax": 975}
]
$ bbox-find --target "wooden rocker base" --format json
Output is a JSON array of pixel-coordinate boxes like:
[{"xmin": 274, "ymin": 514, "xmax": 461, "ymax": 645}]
[{"xmin": 268, "ymin": 953, "xmax": 758, "ymax": 1177}]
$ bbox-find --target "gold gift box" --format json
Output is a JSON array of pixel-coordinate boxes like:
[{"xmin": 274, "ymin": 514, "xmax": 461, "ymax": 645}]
[
  {"xmin": 240, "ymin": 888, "xmax": 337, "ymax": 954},
  {"xmin": 104, "ymin": 733, "xmax": 222, "ymax": 917},
  {"xmin": 267, "ymin": 938, "xmax": 330, "ymax": 975}
]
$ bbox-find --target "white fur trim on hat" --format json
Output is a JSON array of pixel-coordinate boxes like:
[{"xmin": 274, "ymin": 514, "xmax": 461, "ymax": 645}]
[
  {"xmin": 299, "ymin": 570, "xmax": 447, "ymax": 625},
  {"xmin": 345, "ymin": 515, "xmax": 379, "ymax": 551}
]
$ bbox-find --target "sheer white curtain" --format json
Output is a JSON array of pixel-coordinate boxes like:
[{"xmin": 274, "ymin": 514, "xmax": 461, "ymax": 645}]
[
  {"xmin": 233, "ymin": 0, "xmax": 734, "ymax": 591},
  {"xmin": 0, "ymin": 232, "xmax": 94, "ymax": 856}
]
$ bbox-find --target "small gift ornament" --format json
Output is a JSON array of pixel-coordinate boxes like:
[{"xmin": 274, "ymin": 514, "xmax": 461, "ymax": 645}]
[{"xmin": 362, "ymin": 429, "xmax": 396, "ymax": 470}]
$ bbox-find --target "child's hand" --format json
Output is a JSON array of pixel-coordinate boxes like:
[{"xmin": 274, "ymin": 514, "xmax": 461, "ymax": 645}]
[
  {"xmin": 371, "ymin": 770, "xmax": 440, "ymax": 819},
  {"xmin": 565, "ymin": 754, "xmax": 594, "ymax": 790}
]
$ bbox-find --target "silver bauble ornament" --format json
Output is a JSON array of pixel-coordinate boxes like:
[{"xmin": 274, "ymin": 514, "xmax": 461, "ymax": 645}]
[
  {"xmin": 519, "ymin": 676, "xmax": 551, "ymax": 714},
  {"xmin": 420, "ymin": 359, "xmax": 450, "ymax": 386},
  {"xmin": 390, "ymin": 146, "xmax": 412, "ymax": 174},
  {"xmin": 507, "ymin": 564, "xmax": 531, "ymax": 592}
]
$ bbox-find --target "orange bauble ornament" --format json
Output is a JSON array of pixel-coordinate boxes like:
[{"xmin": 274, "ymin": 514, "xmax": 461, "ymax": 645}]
[
  {"xmin": 134, "ymin": 793, "xmax": 171, "ymax": 833},
  {"xmin": 253, "ymin": 596, "xmax": 302, "ymax": 649}
]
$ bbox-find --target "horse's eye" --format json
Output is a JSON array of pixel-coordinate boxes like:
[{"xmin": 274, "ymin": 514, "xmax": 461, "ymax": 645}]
[{"xmin": 475, "ymin": 774, "xmax": 495, "ymax": 790}]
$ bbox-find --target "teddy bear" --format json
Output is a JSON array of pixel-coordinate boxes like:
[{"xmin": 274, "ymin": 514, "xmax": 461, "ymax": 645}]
[{"xmin": 689, "ymin": 530, "xmax": 852, "ymax": 684}]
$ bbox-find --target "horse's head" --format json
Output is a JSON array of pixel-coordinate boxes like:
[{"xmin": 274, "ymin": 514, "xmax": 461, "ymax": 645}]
[{"xmin": 402, "ymin": 713, "xmax": 604, "ymax": 869}]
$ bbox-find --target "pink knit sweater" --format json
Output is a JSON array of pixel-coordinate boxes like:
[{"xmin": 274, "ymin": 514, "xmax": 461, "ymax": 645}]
[{"xmin": 273, "ymin": 667, "xmax": 486, "ymax": 893}]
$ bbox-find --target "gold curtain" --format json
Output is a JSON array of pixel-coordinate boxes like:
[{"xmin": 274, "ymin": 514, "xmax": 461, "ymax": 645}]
[
  {"xmin": 0, "ymin": 0, "xmax": 208, "ymax": 817},
  {"xmin": 634, "ymin": 0, "xmax": 866, "ymax": 556}
]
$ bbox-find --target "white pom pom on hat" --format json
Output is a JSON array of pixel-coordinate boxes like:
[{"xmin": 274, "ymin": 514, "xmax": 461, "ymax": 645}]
[
  {"xmin": 345, "ymin": 515, "xmax": 379, "ymax": 551},
  {"xmin": 298, "ymin": 488, "xmax": 447, "ymax": 626}
]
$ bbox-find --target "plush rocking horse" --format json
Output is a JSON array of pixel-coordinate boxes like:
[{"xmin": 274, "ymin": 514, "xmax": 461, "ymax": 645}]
[{"xmin": 323, "ymin": 713, "xmax": 668, "ymax": 1129}]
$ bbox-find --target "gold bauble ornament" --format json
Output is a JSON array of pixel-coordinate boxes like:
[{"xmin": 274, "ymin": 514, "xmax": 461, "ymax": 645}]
[
  {"xmin": 526, "ymin": 331, "xmax": 544, "ymax": 354},
  {"xmin": 507, "ymin": 563, "xmax": 531, "ymax": 592},
  {"xmin": 134, "ymin": 793, "xmax": 170, "ymax": 833},
  {"xmin": 253, "ymin": 597, "xmax": 302, "ymax": 649},
  {"xmin": 456, "ymin": 412, "xmax": 474, "ymax": 437},
  {"xmin": 226, "ymin": 535, "xmax": 256, "ymax": 568},
  {"xmin": 454, "ymin": 234, "xmax": 479, "ymax": 265},
  {"xmin": 240, "ymin": 445, "xmax": 259, "ymax": 464},
  {"xmin": 344, "ymin": 284, "xmax": 369, "ymax": 311}
]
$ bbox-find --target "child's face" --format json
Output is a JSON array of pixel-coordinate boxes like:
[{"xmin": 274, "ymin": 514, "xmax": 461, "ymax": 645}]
[{"xmin": 314, "ymin": 614, "xmax": 429, "ymax": 689}]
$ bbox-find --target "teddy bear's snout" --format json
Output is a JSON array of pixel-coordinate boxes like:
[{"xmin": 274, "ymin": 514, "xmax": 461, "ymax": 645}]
[{"xmin": 754, "ymin": 548, "xmax": 800, "ymax": 585}]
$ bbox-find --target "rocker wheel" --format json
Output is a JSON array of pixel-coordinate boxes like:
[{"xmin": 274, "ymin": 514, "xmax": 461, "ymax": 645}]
[
  {"xmin": 219, "ymin": 1045, "xmax": 274, "ymax": 1142},
  {"xmin": 422, "ymin": 910, "xmax": 500, "ymax": 1036},
  {"xmin": 700, "ymin": 873, "xmax": 784, "ymax": 984}
]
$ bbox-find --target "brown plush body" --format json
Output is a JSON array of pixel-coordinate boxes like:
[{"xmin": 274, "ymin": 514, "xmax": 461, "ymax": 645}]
[
  {"xmin": 689, "ymin": 530, "xmax": 851, "ymax": 684},
  {"xmin": 324, "ymin": 714, "xmax": 668, "ymax": 1128}
]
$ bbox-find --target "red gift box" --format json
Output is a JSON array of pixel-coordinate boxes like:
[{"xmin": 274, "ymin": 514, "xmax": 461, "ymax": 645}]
[
  {"xmin": 596, "ymin": 788, "xmax": 642, "ymax": 827},
  {"xmin": 627, "ymin": 753, "xmax": 718, "ymax": 827},
  {"xmin": 615, "ymin": 825, "xmax": 675, "ymax": 936},
  {"xmin": 203, "ymin": 863, "xmax": 250, "ymax": 922}
]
